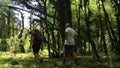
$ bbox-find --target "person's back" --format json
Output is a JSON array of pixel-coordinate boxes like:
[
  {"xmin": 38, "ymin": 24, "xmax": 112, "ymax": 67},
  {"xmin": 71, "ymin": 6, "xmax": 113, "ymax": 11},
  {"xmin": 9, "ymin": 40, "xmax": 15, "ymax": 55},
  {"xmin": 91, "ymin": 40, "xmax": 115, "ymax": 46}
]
[
  {"xmin": 34, "ymin": 33, "xmax": 42, "ymax": 45},
  {"xmin": 63, "ymin": 23, "xmax": 78, "ymax": 64},
  {"xmin": 30, "ymin": 29, "xmax": 42, "ymax": 64},
  {"xmin": 65, "ymin": 27, "xmax": 77, "ymax": 45}
]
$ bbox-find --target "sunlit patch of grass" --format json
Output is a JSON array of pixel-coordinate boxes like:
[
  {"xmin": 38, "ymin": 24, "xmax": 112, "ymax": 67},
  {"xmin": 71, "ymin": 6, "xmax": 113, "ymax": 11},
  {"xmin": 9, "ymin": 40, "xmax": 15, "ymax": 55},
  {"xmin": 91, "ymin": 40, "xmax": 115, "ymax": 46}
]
[
  {"xmin": 40, "ymin": 49, "xmax": 49, "ymax": 58},
  {"xmin": 0, "ymin": 51, "xmax": 51, "ymax": 68}
]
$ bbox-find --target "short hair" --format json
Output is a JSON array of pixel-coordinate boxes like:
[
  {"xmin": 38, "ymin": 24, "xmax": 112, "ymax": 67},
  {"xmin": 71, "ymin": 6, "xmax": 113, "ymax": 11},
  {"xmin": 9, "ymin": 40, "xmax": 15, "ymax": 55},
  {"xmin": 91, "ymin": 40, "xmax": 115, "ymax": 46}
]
[
  {"xmin": 34, "ymin": 29, "xmax": 39, "ymax": 33},
  {"xmin": 65, "ymin": 23, "xmax": 70, "ymax": 27}
]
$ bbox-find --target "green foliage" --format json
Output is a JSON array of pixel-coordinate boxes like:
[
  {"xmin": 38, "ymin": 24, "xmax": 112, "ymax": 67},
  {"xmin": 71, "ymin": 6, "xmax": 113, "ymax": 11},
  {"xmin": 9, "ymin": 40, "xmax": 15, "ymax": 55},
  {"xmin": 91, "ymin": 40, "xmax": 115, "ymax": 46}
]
[
  {"xmin": 0, "ymin": 0, "xmax": 16, "ymax": 39},
  {"xmin": 0, "ymin": 0, "xmax": 11, "ymax": 5}
]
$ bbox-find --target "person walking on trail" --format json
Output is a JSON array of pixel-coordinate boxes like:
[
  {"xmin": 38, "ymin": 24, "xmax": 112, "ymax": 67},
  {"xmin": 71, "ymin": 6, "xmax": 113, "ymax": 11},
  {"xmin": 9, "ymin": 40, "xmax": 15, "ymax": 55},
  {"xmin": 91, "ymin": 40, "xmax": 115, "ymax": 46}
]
[
  {"xmin": 30, "ymin": 29, "xmax": 42, "ymax": 64},
  {"xmin": 63, "ymin": 23, "xmax": 78, "ymax": 64}
]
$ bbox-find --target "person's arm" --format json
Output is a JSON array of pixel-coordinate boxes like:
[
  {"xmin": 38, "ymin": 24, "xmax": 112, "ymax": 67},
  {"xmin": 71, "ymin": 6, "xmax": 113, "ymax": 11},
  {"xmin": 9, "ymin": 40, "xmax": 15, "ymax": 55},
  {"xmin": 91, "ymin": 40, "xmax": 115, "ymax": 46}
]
[
  {"xmin": 74, "ymin": 33, "xmax": 78, "ymax": 39},
  {"xmin": 65, "ymin": 28, "xmax": 69, "ymax": 40},
  {"xmin": 65, "ymin": 31, "xmax": 68, "ymax": 40},
  {"xmin": 74, "ymin": 30, "xmax": 78, "ymax": 39}
]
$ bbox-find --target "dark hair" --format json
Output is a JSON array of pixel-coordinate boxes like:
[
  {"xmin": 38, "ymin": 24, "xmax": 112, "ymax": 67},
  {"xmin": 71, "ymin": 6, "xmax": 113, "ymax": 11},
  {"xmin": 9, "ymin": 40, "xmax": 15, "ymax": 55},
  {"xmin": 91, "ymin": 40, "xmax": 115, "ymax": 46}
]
[{"xmin": 34, "ymin": 29, "xmax": 39, "ymax": 33}]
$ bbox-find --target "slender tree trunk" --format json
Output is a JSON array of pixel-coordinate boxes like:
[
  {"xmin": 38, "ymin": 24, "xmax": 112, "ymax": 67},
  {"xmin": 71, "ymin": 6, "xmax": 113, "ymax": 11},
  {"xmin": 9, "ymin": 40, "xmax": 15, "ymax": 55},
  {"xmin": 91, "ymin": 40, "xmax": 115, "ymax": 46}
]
[
  {"xmin": 111, "ymin": 0, "xmax": 120, "ymax": 55},
  {"xmin": 97, "ymin": 0, "xmax": 108, "ymax": 55},
  {"xmin": 84, "ymin": 0, "xmax": 101, "ymax": 62},
  {"xmin": 44, "ymin": 0, "xmax": 51, "ymax": 57},
  {"xmin": 7, "ymin": 8, "xmax": 11, "ymax": 38},
  {"xmin": 51, "ymin": 24, "xmax": 57, "ymax": 57},
  {"xmin": 18, "ymin": 12, "xmax": 25, "ymax": 53},
  {"xmin": 75, "ymin": 1, "xmax": 81, "ymax": 54},
  {"xmin": 101, "ymin": 0, "xmax": 119, "ymax": 55},
  {"xmin": 85, "ymin": 17, "xmax": 101, "ymax": 62}
]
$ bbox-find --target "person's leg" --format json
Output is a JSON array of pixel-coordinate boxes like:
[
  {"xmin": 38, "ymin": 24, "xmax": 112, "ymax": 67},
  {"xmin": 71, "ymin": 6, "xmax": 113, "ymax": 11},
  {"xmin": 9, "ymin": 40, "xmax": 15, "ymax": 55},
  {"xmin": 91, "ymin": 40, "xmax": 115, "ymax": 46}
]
[
  {"xmin": 72, "ymin": 52, "xmax": 77, "ymax": 60},
  {"xmin": 33, "ymin": 45, "xmax": 41, "ymax": 64},
  {"xmin": 33, "ymin": 53, "xmax": 37, "ymax": 62},
  {"xmin": 36, "ymin": 53, "xmax": 40, "ymax": 63},
  {"xmin": 34, "ymin": 53, "xmax": 40, "ymax": 63},
  {"xmin": 71, "ymin": 46, "xmax": 77, "ymax": 63},
  {"xmin": 63, "ymin": 52, "xmax": 66, "ymax": 63},
  {"xmin": 36, "ymin": 47, "xmax": 42, "ymax": 63},
  {"xmin": 63, "ymin": 45, "xmax": 68, "ymax": 63},
  {"xmin": 33, "ymin": 49, "xmax": 39, "ymax": 63}
]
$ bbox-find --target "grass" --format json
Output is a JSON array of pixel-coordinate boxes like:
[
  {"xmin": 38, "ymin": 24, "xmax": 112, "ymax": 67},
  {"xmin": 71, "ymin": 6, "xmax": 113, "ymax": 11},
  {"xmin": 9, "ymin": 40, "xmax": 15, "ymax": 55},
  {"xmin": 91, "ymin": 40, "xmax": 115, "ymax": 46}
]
[{"xmin": 0, "ymin": 51, "xmax": 119, "ymax": 68}]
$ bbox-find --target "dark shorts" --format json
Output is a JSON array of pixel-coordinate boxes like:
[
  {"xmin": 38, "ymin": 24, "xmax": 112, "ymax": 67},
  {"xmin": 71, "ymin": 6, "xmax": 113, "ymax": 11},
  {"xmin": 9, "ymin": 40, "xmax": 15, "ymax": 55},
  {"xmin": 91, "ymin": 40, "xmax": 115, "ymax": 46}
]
[
  {"xmin": 64, "ymin": 45, "xmax": 76, "ymax": 54},
  {"xmin": 32, "ymin": 44, "xmax": 40, "ymax": 53}
]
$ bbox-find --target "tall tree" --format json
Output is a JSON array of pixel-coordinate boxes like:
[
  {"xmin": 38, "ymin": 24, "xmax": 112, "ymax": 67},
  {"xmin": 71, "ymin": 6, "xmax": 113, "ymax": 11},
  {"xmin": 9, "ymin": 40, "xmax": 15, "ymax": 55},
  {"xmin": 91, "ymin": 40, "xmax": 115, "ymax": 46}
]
[
  {"xmin": 97, "ymin": 0, "xmax": 108, "ymax": 55},
  {"xmin": 83, "ymin": 0, "xmax": 101, "ymax": 62},
  {"xmin": 110, "ymin": 0, "xmax": 120, "ymax": 55},
  {"xmin": 50, "ymin": 0, "xmax": 72, "ymax": 43}
]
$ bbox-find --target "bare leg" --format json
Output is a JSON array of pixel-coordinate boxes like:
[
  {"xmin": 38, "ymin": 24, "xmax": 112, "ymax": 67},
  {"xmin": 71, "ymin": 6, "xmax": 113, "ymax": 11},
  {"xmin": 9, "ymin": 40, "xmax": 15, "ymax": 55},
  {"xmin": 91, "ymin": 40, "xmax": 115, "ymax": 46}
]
[
  {"xmin": 72, "ymin": 52, "xmax": 77, "ymax": 63},
  {"xmin": 34, "ymin": 53, "xmax": 40, "ymax": 64},
  {"xmin": 63, "ymin": 52, "xmax": 67, "ymax": 63},
  {"xmin": 73, "ymin": 52, "xmax": 77, "ymax": 59}
]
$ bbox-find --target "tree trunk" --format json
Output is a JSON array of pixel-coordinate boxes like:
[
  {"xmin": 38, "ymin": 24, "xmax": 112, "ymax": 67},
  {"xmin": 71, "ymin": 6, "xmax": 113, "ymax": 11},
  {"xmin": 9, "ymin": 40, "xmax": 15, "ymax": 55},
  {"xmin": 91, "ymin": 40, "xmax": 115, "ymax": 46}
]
[
  {"xmin": 97, "ymin": 0, "xmax": 108, "ymax": 55},
  {"xmin": 52, "ymin": 0, "xmax": 72, "ymax": 44},
  {"xmin": 101, "ymin": 0, "xmax": 119, "ymax": 55},
  {"xmin": 19, "ymin": 40, "xmax": 25, "ymax": 53},
  {"xmin": 44, "ymin": 0, "xmax": 51, "ymax": 57},
  {"xmin": 111, "ymin": 0, "xmax": 120, "ymax": 55},
  {"xmin": 84, "ymin": 0, "xmax": 101, "ymax": 62},
  {"xmin": 18, "ymin": 12, "xmax": 25, "ymax": 53}
]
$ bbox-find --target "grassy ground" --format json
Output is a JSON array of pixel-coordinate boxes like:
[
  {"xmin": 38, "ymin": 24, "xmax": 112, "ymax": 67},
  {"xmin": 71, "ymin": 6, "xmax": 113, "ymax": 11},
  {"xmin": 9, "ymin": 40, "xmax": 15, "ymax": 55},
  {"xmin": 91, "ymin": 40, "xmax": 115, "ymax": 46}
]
[{"xmin": 0, "ymin": 52, "xmax": 119, "ymax": 68}]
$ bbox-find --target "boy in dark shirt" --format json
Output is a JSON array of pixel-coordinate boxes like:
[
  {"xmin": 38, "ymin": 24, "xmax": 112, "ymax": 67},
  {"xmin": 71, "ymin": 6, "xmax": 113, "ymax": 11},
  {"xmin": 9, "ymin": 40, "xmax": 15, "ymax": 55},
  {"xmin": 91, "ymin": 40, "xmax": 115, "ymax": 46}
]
[{"xmin": 30, "ymin": 29, "xmax": 42, "ymax": 64}]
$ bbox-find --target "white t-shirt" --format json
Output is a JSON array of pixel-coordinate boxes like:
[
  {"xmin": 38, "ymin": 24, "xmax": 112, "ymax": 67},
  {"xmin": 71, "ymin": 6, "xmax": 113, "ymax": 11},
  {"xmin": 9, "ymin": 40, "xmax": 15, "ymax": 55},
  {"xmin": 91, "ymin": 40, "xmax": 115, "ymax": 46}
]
[{"xmin": 64, "ymin": 27, "xmax": 77, "ymax": 45}]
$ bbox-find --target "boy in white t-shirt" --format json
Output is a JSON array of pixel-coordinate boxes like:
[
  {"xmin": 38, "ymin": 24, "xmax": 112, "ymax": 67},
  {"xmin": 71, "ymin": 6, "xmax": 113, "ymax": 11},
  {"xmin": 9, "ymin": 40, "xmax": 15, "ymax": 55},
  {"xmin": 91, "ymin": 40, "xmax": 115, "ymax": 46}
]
[{"xmin": 63, "ymin": 23, "xmax": 78, "ymax": 64}]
